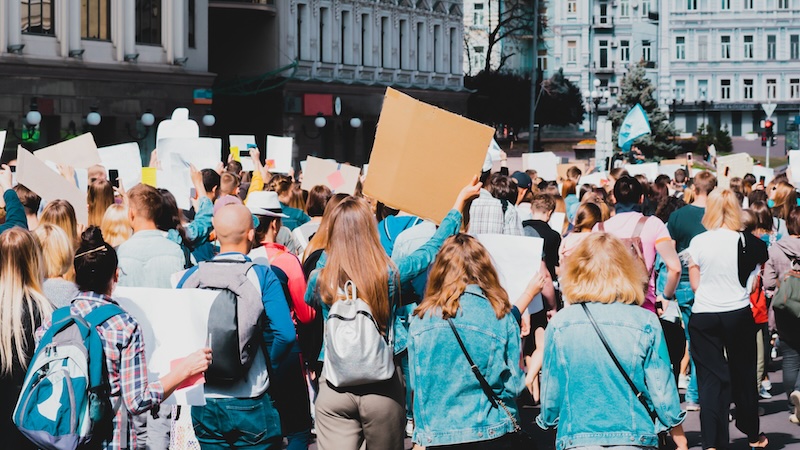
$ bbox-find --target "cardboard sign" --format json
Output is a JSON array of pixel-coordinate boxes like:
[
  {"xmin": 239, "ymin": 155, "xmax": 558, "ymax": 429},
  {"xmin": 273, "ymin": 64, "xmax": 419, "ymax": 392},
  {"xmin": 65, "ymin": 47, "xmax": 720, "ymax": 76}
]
[
  {"xmin": 34, "ymin": 133, "xmax": 101, "ymax": 168},
  {"xmin": 114, "ymin": 287, "xmax": 218, "ymax": 405},
  {"xmin": 789, "ymin": 150, "xmax": 800, "ymax": 184},
  {"xmin": 98, "ymin": 142, "xmax": 142, "ymax": 189},
  {"xmin": 716, "ymin": 153, "xmax": 753, "ymax": 189},
  {"xmin": 579, "ymin": 171, "xmax": 609, "ymax": 188},
  {"xmin": 548, "ymin": 211, "xmax": 567, "ymax": 234},
  {"xmin": 658, "ymin": 164, "xmax": 685, "ymax": 178},
  {"xmin": 300, "ymin": 156, "xmax": 361, "ymax": 195},
  {"xmin": 16, "ymin": 146, "xmax": 89, "ymax": 224},
  {"xmin": 476, "ymin": 234, "xmax": 544, "ymax": 304},
  {"xmin": 265, "ymin": 135, "xmax": 293, "ymax": 174},
  {"xmin": 156, "ymin": 108, "xmax": 199, "ymax": 142},
  {"xmin": 363, "ymin": 88, "xmax": 493, "ymax": 223},
  {"xmin": 158, "ymin": 137, "xmax": 222, "ymax": 170},
  {"xmin": 522, "ymin": 152, "xmax": 559, "ymax": 182},
  {"xmin": 141, "ymin": 167, "xmax": 157, "ymax": 187},
  {"xmin": 556, "ymin": 162, "xmax": 589, "ymax": 182},
  {"xmin": 624, "ymin": 162, "xmax": 659, "ymax": 181},
  {"xmin": 752, "ymin": 165, "xmax": 775, "ymax": 185},
  {"xmin": 229, "ymin": 135, "xmax": 257, "ymax": 172}
]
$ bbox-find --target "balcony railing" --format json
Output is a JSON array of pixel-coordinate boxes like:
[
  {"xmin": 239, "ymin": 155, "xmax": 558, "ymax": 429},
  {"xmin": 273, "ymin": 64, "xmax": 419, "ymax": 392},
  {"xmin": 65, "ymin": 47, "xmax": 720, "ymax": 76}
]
[
  {"xmin": 208, "ymin": 0, "xmax": 276, "ymax": 13},
  {"xmin": 592, "ymin": 16, "xmax": 614, "ymax": 28},
  {"xmin": 295, "ymin": 60, "xmax": 464, "ymax": 89}
]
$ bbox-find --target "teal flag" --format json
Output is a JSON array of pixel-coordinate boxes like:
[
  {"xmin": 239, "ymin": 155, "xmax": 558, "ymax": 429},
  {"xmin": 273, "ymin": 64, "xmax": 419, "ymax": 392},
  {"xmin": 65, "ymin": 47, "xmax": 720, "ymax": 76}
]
[{"xmin": 618, "ymin": 104, "xmax": 651, "ymax": 152}]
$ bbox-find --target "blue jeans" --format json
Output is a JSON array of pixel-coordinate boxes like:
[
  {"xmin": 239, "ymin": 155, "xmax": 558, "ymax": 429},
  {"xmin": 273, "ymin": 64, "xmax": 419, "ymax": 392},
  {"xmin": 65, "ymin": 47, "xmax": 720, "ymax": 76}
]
[
  {"xmin": 781, "ymin": 340, "xmax": 800, "ymax": 412},
  {"xmin": 191, "ymin": 392, "xmax": 282, "ymax": 449},
  {"xmin": 675, "ymin": 281, "xmax": 699, "ymax": 403}
]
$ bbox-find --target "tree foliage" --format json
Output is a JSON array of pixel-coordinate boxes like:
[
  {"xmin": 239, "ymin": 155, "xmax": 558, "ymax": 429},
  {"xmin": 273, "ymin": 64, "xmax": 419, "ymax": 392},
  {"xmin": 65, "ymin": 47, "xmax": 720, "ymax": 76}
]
[
  {"xmin": 480, "ymin": 0, "xmax": 542, "ymax": 73},
  {"xmin": 607, "ymin": 63, "xmax": 679, "ymax": 157},
  {"xmin": 537, "ymin": 69, "xmax": 585, "ymax": 127}
]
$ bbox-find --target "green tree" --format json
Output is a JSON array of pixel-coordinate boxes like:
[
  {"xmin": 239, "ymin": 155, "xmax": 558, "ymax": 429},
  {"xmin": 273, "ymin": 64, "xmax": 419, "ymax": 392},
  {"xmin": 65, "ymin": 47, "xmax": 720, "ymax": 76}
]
[
  {"xmin": 537, "ymin": 68, "xmax": 585, "ymax": 127},
  {"xmin": 607, "ymin": 63, "xmax": 678, "ymax": 157}
]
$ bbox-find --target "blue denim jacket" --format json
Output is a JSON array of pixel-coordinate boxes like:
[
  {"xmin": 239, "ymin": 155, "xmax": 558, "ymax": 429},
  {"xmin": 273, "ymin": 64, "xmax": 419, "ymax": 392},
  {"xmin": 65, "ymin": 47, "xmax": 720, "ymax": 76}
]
[
  {"xmin": 305, "ymin": 209, "xmax": 463, "ymax": 360},
  {"xmin": 408, "ymin": 285, "xmax": 523, "ymax": 447},
  {"xmin": 537, "ymin": 302, "xmax": 685, "ymax": 450}
]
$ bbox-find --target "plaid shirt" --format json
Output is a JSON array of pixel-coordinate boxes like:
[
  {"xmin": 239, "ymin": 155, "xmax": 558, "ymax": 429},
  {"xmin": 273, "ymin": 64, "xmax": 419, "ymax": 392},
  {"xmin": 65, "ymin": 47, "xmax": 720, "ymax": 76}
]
[
  {"xmin": 36, "ymin": 292, "xmax": 164, "ymax": 450},
  {"xmin": 468, "ymin": 189, "xmax": 524, "ymax": 236}
]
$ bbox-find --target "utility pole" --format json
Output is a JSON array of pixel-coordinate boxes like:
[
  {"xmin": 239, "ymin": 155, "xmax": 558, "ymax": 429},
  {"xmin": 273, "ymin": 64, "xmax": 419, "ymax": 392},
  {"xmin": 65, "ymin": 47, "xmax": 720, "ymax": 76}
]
[{"xmin": 528, "ymin": 0, "xmax": 538, "ymax": 152}]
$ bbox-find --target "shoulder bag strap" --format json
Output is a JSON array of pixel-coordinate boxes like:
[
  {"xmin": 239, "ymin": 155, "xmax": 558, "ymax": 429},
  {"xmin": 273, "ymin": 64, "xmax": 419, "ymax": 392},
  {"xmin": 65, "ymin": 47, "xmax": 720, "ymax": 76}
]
[
  {"xmin": 447, "ymin": 317, "xmax": 521, "ymax": 432},
  {"xmin": 598, "ymin": 221, "xmax": 606, "ymax": 232},
  {"xmin": 632, "ymin": 215, "xmax": 649, "ymax": 240},
  {"xmin": 580, "ymin": 303, "xmax": 659, "ymax": 424}
]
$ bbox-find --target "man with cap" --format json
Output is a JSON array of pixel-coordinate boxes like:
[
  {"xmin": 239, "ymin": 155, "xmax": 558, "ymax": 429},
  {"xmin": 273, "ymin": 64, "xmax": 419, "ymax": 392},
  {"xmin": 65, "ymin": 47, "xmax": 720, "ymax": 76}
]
[{"xmin": 511, "ymin": 171, "xmax": 534, "ymax": 222}]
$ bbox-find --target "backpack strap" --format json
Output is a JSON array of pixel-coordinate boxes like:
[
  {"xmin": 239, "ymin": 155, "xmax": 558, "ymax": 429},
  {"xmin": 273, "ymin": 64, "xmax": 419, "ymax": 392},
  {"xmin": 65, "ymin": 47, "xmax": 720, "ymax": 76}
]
[
  {"xmin": 631, "ymin": 215, "xmax": 649, "ymax": 240},
  {"xmin": 598, "ymin": 221, "xmax": 605, "ymax": 232},
  {"xmin": 83, "ymin": 304, "xmax": 126, "ymax": 391}
]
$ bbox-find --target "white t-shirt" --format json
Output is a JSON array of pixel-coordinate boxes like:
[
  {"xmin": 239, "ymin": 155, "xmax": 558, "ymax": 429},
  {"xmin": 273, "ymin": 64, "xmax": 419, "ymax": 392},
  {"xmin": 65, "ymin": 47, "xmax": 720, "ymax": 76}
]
[{"xmin": 687, "ymin": 228, "xmax": 749, "ymax": 313}]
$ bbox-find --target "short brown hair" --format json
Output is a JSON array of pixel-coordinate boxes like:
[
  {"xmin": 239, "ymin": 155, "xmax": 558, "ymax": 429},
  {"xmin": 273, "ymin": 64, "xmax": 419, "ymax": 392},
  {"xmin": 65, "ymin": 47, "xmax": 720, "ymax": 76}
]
[
  {"xmin": 219, "ymin": 172, "xmax": 240, "ymax": 196},
  {"xmin": 693, "ymin": 171, "xmax": 717, "ymax": 195},
  {"xmin": 127, "ymin": 184, "xmax": 162, "ymax": 222},
  {"xmin": 13, "ymin": 184, "xmax": 41, "ymax": 215},
  {"xmin": 573, "ymin": 202, "xmax": 602, "ymax": 232},
  {"xmin": 787, "ymin": 207, "xmax": 800, "ymax": 236},
  {"xmin": 531, "ymin": 193, "xmax": 556, "ymax": 214}
]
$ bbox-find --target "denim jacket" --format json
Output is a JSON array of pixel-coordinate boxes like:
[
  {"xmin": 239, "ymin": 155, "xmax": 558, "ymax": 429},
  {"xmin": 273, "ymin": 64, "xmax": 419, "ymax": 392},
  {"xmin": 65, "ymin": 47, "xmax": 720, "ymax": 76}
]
[
  {"xmin": 408, "ymin": 285, "xmax": 523, "ymax": 447},
  {"xmin": 537, "ymin": 302, "xmax": 685, "ymax": 450},
  {"xmin": 305, "ymin": 209, "xmax": 463, "ymax": 360}
]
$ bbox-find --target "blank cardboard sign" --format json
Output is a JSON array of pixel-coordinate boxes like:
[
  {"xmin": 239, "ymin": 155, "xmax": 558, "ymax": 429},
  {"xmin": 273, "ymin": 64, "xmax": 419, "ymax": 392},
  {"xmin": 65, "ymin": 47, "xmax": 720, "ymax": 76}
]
[
  {"xmin": 35, "ymin": 133, "xmax": 101, "ymax": 168},
  {"xmin": 363, "ymin": 88, "xmax": 493, "ymax": 223},
  {"xmin": 716, "ymin": 153, "xmax": 753, "ymax": 189},
  {"xmin": 300, "ymin": 156, "xmax": 361, "ymax": 195},
  {"xmin": 17, "ymin": 146, "xmax": 89, "ymax": 225}
]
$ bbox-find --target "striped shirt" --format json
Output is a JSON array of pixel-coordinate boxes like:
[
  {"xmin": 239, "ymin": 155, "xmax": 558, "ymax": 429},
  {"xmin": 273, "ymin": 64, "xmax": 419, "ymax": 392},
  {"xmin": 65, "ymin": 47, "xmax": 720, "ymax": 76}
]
[{"xmin": 36, "ymin": 292, "xmax": 164, "ymax": 450}]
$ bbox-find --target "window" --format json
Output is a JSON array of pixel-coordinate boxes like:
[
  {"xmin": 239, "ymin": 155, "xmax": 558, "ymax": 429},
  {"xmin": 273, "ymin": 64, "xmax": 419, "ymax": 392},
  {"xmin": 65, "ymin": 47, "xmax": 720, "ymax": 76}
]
[
  {"xmin": 620, "ymin": 40, "xmax": 630, "ymax": 62},
  {"xmin": 361, "ymin": 13, "xmax": 372, "ymax": 66},
  {"xmin": 767, "ymin": 79, "xmax": 777, "ymax": 99},
  {"xmin": 698, "ymin": 80, "xmax": 708, "ymax": 99},
  {"xmin": 297, "ymin": 4, "xmax": 311, "ymax": 61},
  {"xmin": 720, "ymin": 35, "xmax": 730, "ymax": 59},
  {"xmin": 778, "ymin": 0, "xmax": 789, "ymax": 8},
  {"xmin": 620, "ymin": 0, "xmax": 630, "ymax": 17},
  {"xmin": 642, "ymin": 40, "xmax": 651, "ymax": 62},
  {"xmin": 698, "ymin": 35, "xmax": 708, "ymax": 61},
  {"xmin": 767, "ymin": 35, "xmax": 776, "ymax": 60},
  {"xmin": 721, "ymin": 0, "xmax": 730, "ymax": 9},
  {"xmin": 720, "ymin": 79, "xmax": 731, "ymax": 99},
  {"xmin": 82, "ymin": 0, "xmax": 111, "ymax": 40},
  {"xmin": 187, "ymin": 0, "xmax": 195, "ymax": 48},
  {"xmin": 449, "ymin": 27, "xmax": 457, "ymax": 74},
  {"xmin": 744, "ymin": 0, "xmax": 753, "ymax": 8},
  {"xmin": 793, "ymin": 35, "xmax": 800, "ymax": 59},
  {"xmin": 567, "ymin": 40, "xmax": 577, "ymax": 63},
  {"xmin": 135, "ymin": 0, "xmax": 160, "ymax": 45},
  {"xmin": 567, "ymin": 1, "xmax": 577, "ymax": 14},
  {"xmin": 474, "ymin": 46, "xmax": 485, "ymax": 71},
  {"xmin": 380, "ymin": 16, "xmax": 389, "ymax": 67},
  {"xmin": 398, "ymin": 19, "xmax": 408, "ymax": 69},
  {"xmin": 641, "ymin": 0, "xmax": 651, "ymax": 16},
  {"xmin": 21, "ymin": 0, "xmax": 55, "ymax": 35},
  {"xmin": 675, "ymin": 80, "xmax": 686, "ymax": 100},
  {"xmin": 744, "ymin": 79, "xmax": 754, "ymax": 99},
  {"xmin": 433, "ymin": 24, "xmax": 442, "ymax": 72},
  {"xmin": 599, "ymin": 2, "xmax": 608, "ymax": 23},
  {"xmin": 341, "ymin": 11, "xmax": 352, "ymax": 64},
  {"xmin": 320, "ymin": 7, "xmax": 332, "ymax": 62},
  {"xmin": 743, "ymin": 35, "xmax": 754, "ymax": 59},
  {"xmin": 687, "ymin": 0, "xmax": 697, "ymax": 10},
  {"xmin": 473, "ymin": 3, "xmax": 485, "ymax": 26},
  {"xmin": 538, "ymin": 49, "xmax": 548, "ymax": 72},
  {"xmin": 791, "ymin": 78, "xmax": 800, "ymax": 99},
  {"xmin": 599, "ymin": 40, "xmax": 609, "ymax": 68},
  {"xmin": 416, "ymin": 22, "xmax": 425, "ymax": 70},
  {"xmin": 676, "ymin": 37, "xmax": 686, "ymax": 60}
]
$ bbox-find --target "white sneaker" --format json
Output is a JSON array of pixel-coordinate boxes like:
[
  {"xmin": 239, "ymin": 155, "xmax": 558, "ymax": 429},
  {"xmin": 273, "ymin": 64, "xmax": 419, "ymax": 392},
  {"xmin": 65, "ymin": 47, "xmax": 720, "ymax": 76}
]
[
  {"xmin": 760, "ymin": 386, "xmax": 773, "ymax": 399},
  {"xmin": 678, "ymin": 374, "xmax": 689, "ymax": 390},
  {"xmin": 791, "ymin": 390, "xmax": 800, "ymax": 415},
  {"xmin": 406, "ymin": 419, "xmax": 414, "ymax": 437},
  {"xmin": 762, "ymin": 379, "xmax": 773, "ymax": 391},
  {"xmin": 790, "ymin": 413, "xmax": 800, "ymax": 425}
]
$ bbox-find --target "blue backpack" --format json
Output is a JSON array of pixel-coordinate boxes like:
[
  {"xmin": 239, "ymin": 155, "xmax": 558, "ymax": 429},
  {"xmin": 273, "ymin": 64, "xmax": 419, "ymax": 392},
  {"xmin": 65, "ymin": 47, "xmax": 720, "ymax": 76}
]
[{"xmin": 14, "ymin": 303, "xmax": 124, "ymax": 450}]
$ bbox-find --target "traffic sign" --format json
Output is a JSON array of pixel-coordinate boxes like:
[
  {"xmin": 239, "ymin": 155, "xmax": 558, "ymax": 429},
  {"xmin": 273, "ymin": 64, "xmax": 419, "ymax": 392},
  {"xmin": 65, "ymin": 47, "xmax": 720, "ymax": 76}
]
[{"xmin": 762, "ymin": 103, "xmax": 777, "ymax": 118}]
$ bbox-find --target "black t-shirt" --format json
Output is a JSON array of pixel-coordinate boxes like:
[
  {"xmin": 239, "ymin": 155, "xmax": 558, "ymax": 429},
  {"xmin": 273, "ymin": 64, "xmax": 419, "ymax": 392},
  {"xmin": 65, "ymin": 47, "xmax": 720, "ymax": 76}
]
[{"xmin": 522, "ymin": 219, "xmax": 561, "ymax": 279}]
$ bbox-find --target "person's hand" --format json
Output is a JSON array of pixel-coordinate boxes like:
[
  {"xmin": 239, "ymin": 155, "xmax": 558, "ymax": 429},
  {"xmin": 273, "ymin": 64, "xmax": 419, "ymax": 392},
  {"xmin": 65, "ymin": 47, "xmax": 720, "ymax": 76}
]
[
  {"xmin": 0, "ymin": 164, "xmax": 13, "ymax": 191},
  {"xmin": 215, "ymin": 161, "xmax": 224, "ymax": 175},
  {"xmin": 520, "ymin": 314, "xmax": 531, "ymax": 337},
  {"xmin": 453, "ymin": 175, "xmax": 482, "ymax": 211},
  {"xmin": 57, "ymin": 164, "xmax": 77, "ymax": 186},
  {"xmin": 113, "ymin": 180, "xmax": 128, "ymax": 206},
  {"xmin": 525, "ymin": 271, "xmax": 547, "ymax": 300},
  {"xmin": 149, "ymin": 149, "xmax": 161, "ymax": 169},
  {"xmin": 227, "ymin": 152, "xmax": 234, "ymax": 164},
  {"xmin": 177, "ymin": 348, "xmax": 212, "ymax": 378},
  {"xmin": 288, "ymin": 167, "xmax": 295, "ymax": 181},
  {"xmin": 190, "ymin": 164, "xmax": 203, "ymax": 187},
  {"xmin": 655, "ymin": 295, "xmax": 668, "ymax": 318}
]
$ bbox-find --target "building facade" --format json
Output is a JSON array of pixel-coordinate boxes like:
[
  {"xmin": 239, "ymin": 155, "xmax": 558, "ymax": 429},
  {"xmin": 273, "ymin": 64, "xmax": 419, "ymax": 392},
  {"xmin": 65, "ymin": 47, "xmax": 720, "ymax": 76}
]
[
  {"xmin": 462, "ymin": 0, "xmax": 537, "ymax": 77},
  {"xmin": 658, "ymin": 0, "xmax": 800, "ymax": 136},
  {"xmin": 0, "ymin": 0, "xmax": 213, "ymax": 155},
  {"xmin": 547, "ymin": 0, "xmax": 660, "ymax": 131}
]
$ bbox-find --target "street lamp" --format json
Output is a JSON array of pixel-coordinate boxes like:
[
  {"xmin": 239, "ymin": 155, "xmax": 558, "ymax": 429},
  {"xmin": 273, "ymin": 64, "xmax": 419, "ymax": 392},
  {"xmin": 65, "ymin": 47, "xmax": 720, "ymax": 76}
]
[
  {"xmin": 696, "ymin": 89, "xmax": 710, "ymax": 134},
  {"xmin": 126, "ymin": 110, "xmax": 156, "ymax": 140},
  {"xmin": 584, "ymin": 79, "xmax": 608, "ymax": 133},
  {"xmin": 6, "ymin": 98, "xmax": 42, "ymax": 142}
]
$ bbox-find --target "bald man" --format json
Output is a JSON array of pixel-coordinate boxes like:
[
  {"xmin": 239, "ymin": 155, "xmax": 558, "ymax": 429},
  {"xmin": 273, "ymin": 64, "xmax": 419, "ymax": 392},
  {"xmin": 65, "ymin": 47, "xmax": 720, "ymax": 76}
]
[{"xmin": 176, "ymin": 204, "xmax": 295, "ymax": 449}]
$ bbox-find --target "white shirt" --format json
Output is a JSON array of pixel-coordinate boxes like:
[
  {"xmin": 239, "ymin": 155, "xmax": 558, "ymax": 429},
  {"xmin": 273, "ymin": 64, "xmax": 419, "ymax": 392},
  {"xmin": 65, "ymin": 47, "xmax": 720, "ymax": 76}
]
[{"xmin": 688, "ymin": 228, "xmax": 750, "ymax": 313}]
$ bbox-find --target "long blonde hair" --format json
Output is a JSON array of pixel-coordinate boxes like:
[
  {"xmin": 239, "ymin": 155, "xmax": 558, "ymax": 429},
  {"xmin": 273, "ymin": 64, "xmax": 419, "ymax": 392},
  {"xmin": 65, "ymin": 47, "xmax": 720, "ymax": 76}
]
[
  {"xmin": 560, "ymin": 232, "xmax": 648, "ymax": 305},
  {"xmin": 87, "ymin": 179, "xmax": 115, "ymax": 227},
  {"xmin": 302, "ymin": 193, "xmax": 348, "ymax": 263},
  {"xmin": 0, "ymin": 228, "xmax": 54, "ymax": 375},
  {"xmin": 316, "ymin": 196, "xmax": 396, "ymax": 328},
  {"xmin": 702, "ymin": 188, "xmax": 743, "ymax": 231},
  {"xmin": 100, "ymin": 204, "xmax": 133, "ymax": 248},
  {"xmin": 41, "ymin": 199, "xmax": 79, "ymax": 246},
  {"xmin": 32, "ymin": 224, "xmax": 74, "ymax": 279},
  {"xmin": 415, "ymin": 234, "xmax": 511, "ymax": 319}
]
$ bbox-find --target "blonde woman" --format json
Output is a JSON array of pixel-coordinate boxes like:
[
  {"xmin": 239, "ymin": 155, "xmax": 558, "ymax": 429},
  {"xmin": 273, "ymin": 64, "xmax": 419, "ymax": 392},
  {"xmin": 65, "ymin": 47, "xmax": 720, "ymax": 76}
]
[
  {"xmin": 100, "ymin": 204, "xmax": 133, "ymax": 249},
  {"xmin": 87, "ymin": 179, "xmax": 115, "ymax": 227},
  {"xmin": 538, "ymin": 232, "xmax": 688, "ymax": 450},
  {"xmin": 32, "ymin": 224, "xmax": 78, "ymax": 308},
  {"xmin": 687, "ymin": 189, "xmax": 769, "ymax": 450},
  {"xmin": 40, "ymin": 199, "xmax": 80, "ymax": 246},
  {"xmin": 0, "ymin": 228, "xmax": 54, "ymax": 449}
]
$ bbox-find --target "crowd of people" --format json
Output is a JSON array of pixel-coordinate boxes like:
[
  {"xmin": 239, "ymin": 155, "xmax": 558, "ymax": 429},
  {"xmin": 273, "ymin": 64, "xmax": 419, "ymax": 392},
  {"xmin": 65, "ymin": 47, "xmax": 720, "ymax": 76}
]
[{"xmin": 0, "ymin": 145, "xmax": 796, "ymax": 450}]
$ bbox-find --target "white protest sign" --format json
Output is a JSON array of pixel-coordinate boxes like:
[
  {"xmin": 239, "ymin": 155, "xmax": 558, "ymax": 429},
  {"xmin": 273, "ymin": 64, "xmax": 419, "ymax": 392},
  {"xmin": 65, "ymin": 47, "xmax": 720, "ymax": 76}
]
[
  {"xmin": 716, "ymin": 153, "xmax": 753, "ymax": 189},
  {"xmin": 17, "ymin": 146, "xmax": 89, "ymax": 224},
  {"xmin": 789, "ymin": 150, "xmax": 800, "ymax": 184},
  {"xmin": 624, "ymin": 162, "xmax": 659, "ymax": 181},
  {"xmin": 114, "ymin": 287, "xmax": 218, "ymax": 406},
  {"xmin": 658, "ymin": 164, "xmax": 685, "ymax": 178},
  {"xmin": 579, "ymin": 171, "xmax": 609, "ymax": 188},
  {"xmin": 158, "ymin": 137, "xmax": 222, "ymax": 170},
  {"xmin": 522, "ymin": 152, "xmax": 559, "ymax": 182},
  {"xmin": 266, "ymin": 135, "xmax": 293, "ymax": 174},
  {"xmin": 476, "ymin": 234, "xmax": 544, "ymax": 305},
  {"xmin": 156, "ymin": 108, "xmax": 199, "ymax": 142},
  {"xmin": 548, "ymin": 212, "xmax": 566, "ymax": 234},
  {"xmin": 98, "ymin": 142, "xmax": 142, "ymax": 188},
  {"xmin": 35, "ymin": 133, "xmax": 101, "ymax": 168},
  {"xmin": 229, "ymin": 135, "xmax": 257, "ymax": 172},
  {"xmin": 752, "ymin": 165, "xmax": 775, "ymax": 185}
]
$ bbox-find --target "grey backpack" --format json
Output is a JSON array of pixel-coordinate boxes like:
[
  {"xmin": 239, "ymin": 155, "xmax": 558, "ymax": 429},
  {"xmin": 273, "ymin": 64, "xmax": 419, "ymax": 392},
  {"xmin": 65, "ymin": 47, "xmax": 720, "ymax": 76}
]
[
  {"xmin": 181, "ymin": 259, "xmax": 265, "ymax": 384},
  {"xmin": 323, "ymin": 281, "xmax": 395, "ymax": 387}
]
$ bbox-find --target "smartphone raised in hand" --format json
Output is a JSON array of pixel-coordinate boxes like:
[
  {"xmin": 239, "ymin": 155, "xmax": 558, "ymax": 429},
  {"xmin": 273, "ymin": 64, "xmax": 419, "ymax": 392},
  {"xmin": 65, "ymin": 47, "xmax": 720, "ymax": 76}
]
[{"xmin": 109, "ymin": 169, "xmax": 119, "ymax": 188}]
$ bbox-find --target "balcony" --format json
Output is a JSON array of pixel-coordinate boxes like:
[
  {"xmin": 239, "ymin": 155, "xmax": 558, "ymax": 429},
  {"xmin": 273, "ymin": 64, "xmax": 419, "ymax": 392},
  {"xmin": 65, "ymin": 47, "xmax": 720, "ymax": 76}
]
[
  {"xmin": 593, "ymin": 61, "xmax": 616, "ymax": 74},
  {"xmin": 209, "ymin": 0, "xmax": 276, "ymax": 13},
  {"xmin": 294, "ymin": 60, "xmax": 464, "ymax": 90},
  {"xmin": 592, "ymin": 16, "xmax": 614, "ymax": 31},
  {"xmin": 648, "ymin": 11, "xmax": 659, "ymax": 21}
]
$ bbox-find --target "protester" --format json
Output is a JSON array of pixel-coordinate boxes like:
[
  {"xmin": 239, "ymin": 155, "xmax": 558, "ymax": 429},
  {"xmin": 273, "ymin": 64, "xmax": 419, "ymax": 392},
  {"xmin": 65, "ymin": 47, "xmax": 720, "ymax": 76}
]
[
  {"xmin": 294, "ymin": 185, "xmax": 331, "ymax": 251},
  {"xmin": 33, "ymin": 224, "xmax": 78, "ymax": 307},
  {"xmin": 40, "ymin": 199, "xmax": 79, "ymax": 246},
  {"xmin": 522, "ymin": 193, "xmax": 561, "ymax": 279},
  {"xmin": 302, "ymin": 193, "xmax": 348, "ymax": 277},
  {"xmin": 177, "ymin": 204, "xmax": 295, "ymax": 449},
  {"xmin": 538, "ymin": 232, "xmax": 688, "ymax": 450},
  {"xmin": 468, "ymin": 174, "xmax": 522, "ymax": 236},
  {"xmin": 687, "ymin": 188, "xmax": 769, "ymax": 449},
  {"xmin": 558, "ymin": 202, "xmax": 602, "ymax": 266},
  {"xmin": 12, "ymin": 185, "xmax": 41, "ymax": 230},
  {"xmin": 305, "ymin": 178, "xmax": 481, "ymax": 450},
  {"xmin": 100, "ymin": 204, "xmax": 133, "ymax": 248},
  {"xmin": 409, "ymin": 233, "xmax": 545, "ymax": 448},
  {"xmin": 510, "ymin": 171, "xmax": 534, "ymax": 222},
  {"xmin": 87, "ymin": 179, "xmax": 115, "ymax": 227},
  {"xmin": 0, "ymin": 228, "xmax": 54, "ymax": 449},
  {"xmin": 267, "ymin": 174, "xmax": 310, "ymax": 230},
  {"xmin": 763, "ymin": 206, "xmax": 800, "ymax": 423},
  {"xmin": 36, "ymin": 227, "xmax": 211, "ymax": 450}
]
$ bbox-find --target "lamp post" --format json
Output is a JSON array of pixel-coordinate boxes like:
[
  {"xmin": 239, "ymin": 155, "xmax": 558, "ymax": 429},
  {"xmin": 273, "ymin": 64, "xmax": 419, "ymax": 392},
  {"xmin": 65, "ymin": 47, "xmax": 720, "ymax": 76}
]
[
  {"xmin": 697, "ymin": 89, "xmax": 709, "ymax": 134},
  {"xmin": 6, "ymin": 98, "xmax": 42, "ymax": 143},
  {"xmin": 584, "ymin": 79, "xmax": 607, "ymax": 133}
]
